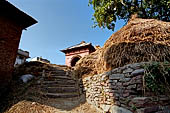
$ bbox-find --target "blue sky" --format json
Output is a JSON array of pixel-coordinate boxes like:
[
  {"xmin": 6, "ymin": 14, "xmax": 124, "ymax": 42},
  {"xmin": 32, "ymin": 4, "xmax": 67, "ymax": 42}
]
[{"xmin": 9, "ymin": 0, "xmax": 124, "ymax": 65}]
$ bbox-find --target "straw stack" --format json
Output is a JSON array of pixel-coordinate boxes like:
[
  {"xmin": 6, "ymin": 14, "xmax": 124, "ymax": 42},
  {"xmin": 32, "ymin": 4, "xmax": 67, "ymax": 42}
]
[{"xmin": 75, "ymin": 17, "xmax": 170, "ymax": 77}]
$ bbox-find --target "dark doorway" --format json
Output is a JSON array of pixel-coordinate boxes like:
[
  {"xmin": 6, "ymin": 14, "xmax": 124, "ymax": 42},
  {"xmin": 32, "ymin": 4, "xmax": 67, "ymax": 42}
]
[{"xmin": 71, "ymin": 57, "xmax": 80, "ymax": 67}]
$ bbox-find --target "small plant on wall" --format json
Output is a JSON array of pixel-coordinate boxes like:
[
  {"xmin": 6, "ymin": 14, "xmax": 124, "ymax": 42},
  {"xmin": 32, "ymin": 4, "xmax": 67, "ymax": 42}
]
[{"xmin": 144, "ymin": 62, "xmax": 170, "ymax": 96}]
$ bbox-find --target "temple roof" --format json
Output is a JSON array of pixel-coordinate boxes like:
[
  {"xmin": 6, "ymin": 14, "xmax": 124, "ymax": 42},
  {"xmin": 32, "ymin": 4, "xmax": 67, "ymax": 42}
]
[
  {"xmin": 0, "ymin": 0, "xmax": 37, "ymax": 29},
  {"xmin": 61, "ymin": 41, "xmax": 94, "ymax": 53}
]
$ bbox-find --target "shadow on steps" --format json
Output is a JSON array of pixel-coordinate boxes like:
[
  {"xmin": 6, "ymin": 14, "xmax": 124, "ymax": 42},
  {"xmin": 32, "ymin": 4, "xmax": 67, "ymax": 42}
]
[{"xmin": 0, "ymin": 61, "xmax": 86, "ymax": 113}]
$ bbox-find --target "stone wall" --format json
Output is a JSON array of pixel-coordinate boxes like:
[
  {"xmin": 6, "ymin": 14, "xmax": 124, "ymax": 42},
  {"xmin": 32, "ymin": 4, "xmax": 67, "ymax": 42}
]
[
  {"xmin": 0, "ymin": 17, "xmax": 22, "ymax": 95},
  {"xmin": 81, "ymin": 62, "xmax": 170, "ymax": 113}
]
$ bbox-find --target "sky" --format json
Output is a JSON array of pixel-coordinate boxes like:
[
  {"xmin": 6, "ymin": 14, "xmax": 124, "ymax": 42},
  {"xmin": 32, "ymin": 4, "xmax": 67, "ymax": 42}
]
[{"xmin": 8, "ymin": 0, "xmax": 124, "ymax": 65}]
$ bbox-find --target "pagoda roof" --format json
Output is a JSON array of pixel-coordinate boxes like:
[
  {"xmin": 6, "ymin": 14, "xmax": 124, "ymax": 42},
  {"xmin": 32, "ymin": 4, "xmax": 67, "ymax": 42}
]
[{"xmin": 61, "ymin": 41, "xmax": 94, "ymax": 53}]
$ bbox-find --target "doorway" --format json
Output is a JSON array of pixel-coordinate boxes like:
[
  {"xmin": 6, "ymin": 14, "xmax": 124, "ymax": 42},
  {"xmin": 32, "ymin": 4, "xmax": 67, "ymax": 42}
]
[{"xmin": 71, "ymin": 56, "xmax": 81, "ymax": 67}]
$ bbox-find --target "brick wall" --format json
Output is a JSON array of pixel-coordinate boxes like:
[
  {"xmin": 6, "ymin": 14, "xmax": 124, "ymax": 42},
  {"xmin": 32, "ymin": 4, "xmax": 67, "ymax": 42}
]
[
  {"xmin": 0, "ymin": 17, "xmax": 22, "ymax": 94},
  {"xmin": 81, "ymin": 62, "xmax": 170, "ymax": 113},
  {"xmin": 65, "ymin": 48, "xmax": 90, "ymax": 67}
]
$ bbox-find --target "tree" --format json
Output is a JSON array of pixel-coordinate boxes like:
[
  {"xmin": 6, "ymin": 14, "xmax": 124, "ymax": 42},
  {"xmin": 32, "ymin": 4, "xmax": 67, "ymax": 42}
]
[{"xmin": 89, "ymin": 0, "xmax": 170, "ymax": 31}]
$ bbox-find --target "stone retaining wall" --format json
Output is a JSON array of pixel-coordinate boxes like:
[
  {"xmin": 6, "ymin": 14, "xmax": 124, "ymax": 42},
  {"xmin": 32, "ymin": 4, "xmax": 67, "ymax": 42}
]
[{"xmin": 81, "ymin": 62, "xmax": 170, "ymax": 113}]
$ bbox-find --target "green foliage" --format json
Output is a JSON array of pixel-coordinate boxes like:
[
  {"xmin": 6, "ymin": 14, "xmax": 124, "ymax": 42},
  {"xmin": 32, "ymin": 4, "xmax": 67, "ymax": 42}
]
[
  {"xmin": 131, "ymin": 104, "xmax": 137, "ymax": 111},
  {"xmin": 89, "ymin": 0, "xmax": 170, "ymax": 31},
  {"xmin": 144, "ymin": 62, "xmax": 170, "ymax": 95}
]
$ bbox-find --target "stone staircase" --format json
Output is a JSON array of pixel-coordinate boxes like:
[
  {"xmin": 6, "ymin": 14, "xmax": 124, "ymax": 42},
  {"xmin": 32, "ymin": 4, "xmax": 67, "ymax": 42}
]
[{"xmin": 40, "ymin": 66, "xmax": 80, "ymax": 99}]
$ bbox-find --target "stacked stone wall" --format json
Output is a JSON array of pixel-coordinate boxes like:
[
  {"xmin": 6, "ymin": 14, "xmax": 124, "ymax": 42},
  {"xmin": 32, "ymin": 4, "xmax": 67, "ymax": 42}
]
[{"xmin": 81, "ymin": 62, "xmax": 170, "ymax": 113}]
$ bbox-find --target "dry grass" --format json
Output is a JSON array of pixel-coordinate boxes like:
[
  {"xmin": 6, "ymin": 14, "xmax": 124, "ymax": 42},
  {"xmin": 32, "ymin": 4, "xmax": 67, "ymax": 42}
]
[
  {"xmin": 5, "ymin": 101, "xmax": 58, "ymax": 113},
  {"xmin": 104, "ymin": 17, "xmax": 170, "ymax": 47},
  {"xmin": 75, "ymin": 17, "xmax": 170, "ymax": 77},
  {"xmin": 74, "ymin": 48, "xmax": 102, "ymax": 78},
  {"xmin": 5, "ymin": 101, "xmax": 99, "ymax": 113},
  {"xmin": 97, "ymin": 42, "xmax": 170, "ymax": 74}
]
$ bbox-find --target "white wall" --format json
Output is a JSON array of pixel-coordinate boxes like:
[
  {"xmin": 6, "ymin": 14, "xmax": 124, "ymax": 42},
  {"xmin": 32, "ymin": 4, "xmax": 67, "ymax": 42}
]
[{"xmin": 14, "ymin": 56, "xmax": 26, "ymax": 66}]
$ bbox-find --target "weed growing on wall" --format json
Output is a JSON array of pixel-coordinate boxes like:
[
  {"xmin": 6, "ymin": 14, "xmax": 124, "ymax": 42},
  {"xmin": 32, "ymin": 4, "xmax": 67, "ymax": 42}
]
[{"xmin": 144, "ymin": 62, "xmax": 170, "ymax": 96}]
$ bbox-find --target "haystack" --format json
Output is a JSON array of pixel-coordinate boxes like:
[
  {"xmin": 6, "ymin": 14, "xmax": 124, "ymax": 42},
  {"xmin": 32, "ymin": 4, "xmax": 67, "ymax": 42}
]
[
  {"xmin": 74, "ymin": 48, "xmax": 102, "ymax": 78},
  {"xmin": 75, "ymin": 17, "xmax": 170, "ymax": 77}
]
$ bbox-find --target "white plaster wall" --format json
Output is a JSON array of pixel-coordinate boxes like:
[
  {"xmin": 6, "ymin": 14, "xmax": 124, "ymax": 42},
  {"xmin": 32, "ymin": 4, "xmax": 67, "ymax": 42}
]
[
  {"xmin": 31, "ymin": 57, "xmax": 38, "ymax": 61},
  {"xmin": 14, "ymin": 56, "xmax": 25, "ymax": 66}
]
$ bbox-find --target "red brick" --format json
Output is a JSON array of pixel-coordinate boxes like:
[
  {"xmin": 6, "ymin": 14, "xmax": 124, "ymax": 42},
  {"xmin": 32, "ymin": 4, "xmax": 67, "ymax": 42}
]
[{"xmin": 0, "ymin": 17, "xmax": 22, "ymax": 92}]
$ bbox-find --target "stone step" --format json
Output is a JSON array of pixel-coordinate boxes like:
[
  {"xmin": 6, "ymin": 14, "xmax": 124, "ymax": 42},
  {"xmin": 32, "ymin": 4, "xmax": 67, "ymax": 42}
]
[
  {"xmin": 48, "ymin": 68, "xmax": 63, "ymax": 70},
  {"xmin": 47, "ymin": 74, "xmax": 68, "ymax": 77},
  {"xmin": 45, "ymin": 70, "xmax": 66, "ymax": 74},
  {"xmin": 45, "ymin": 73, "xmax": 66, "ymax": 76},
  {"xmin": 43, "ymin": 75, "xmax": 72, "ymax": 79},
  {"xmin": 42, "ymin": 83, "xmax": 76, "ymax": 87},
  {"xmin": 43, "ymin": 75, "xmax": 69, "ymax": 78},
  {"xmin": 42, "ymin": 80, "xmax": 76, "ymax": 85},
  {"xmin": 43, "ymin": 87, "xmax": 78, "ymax": 93},
  {"xmin": 45, "ymin": 93, "xmax": 79, "ymax": 98},
  {"xmin": 43, "ymin": 79, "xmax": 76, "ymax": 83},
  {"xmin": 43, "ymin": 77, "xmax": 75, "ymax": 81}
]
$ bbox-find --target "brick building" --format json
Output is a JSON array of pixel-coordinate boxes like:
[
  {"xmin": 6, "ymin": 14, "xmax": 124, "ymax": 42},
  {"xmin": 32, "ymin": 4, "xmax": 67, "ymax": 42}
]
[
  {"xmin": 0, "ymin": 1, "xmax": 37, "ymax": 95},
  {"xmin": 61, "ymin": 41, "xmax": 95, "ymax": 67}
]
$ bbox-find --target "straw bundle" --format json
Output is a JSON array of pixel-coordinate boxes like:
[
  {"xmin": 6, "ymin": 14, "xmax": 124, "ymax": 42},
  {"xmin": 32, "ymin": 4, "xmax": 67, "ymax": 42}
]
[
  {"xmin": 104, "ymin": 17, "xmax": 170, "ymax": 48},
  {"xmin": 75, "ymin": 17, "xmax": 170, "ymax": 77},
  {"xmin": 74, "ymin": 48, "xmax": 102, "ymax": 78},
  {"xmin": 97, "ymin": 42, "xmax": 170, "ymax": 74}
]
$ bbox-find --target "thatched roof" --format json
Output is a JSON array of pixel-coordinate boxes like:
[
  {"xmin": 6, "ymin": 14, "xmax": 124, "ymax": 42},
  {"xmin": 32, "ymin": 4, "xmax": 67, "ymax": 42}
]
[{"xmin": 75, "ymin": 17, "xmax": 170, "ymax": 77}]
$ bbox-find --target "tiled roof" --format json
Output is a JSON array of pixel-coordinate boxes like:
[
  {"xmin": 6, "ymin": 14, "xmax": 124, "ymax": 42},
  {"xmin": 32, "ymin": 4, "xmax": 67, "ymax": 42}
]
[
  {"xmin": 18, "ymin": 49, "xmax": 30, "ymax": 58},
  {"xmin": 61, "ymin": 41, "xmax": 92, "ymax": 52}
]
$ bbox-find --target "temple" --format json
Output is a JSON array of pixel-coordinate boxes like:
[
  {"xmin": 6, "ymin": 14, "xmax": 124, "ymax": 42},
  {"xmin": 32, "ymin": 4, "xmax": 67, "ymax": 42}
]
[{"xmin": 61, "ymin": 41, "xmax": 95, "ymax": 67}]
